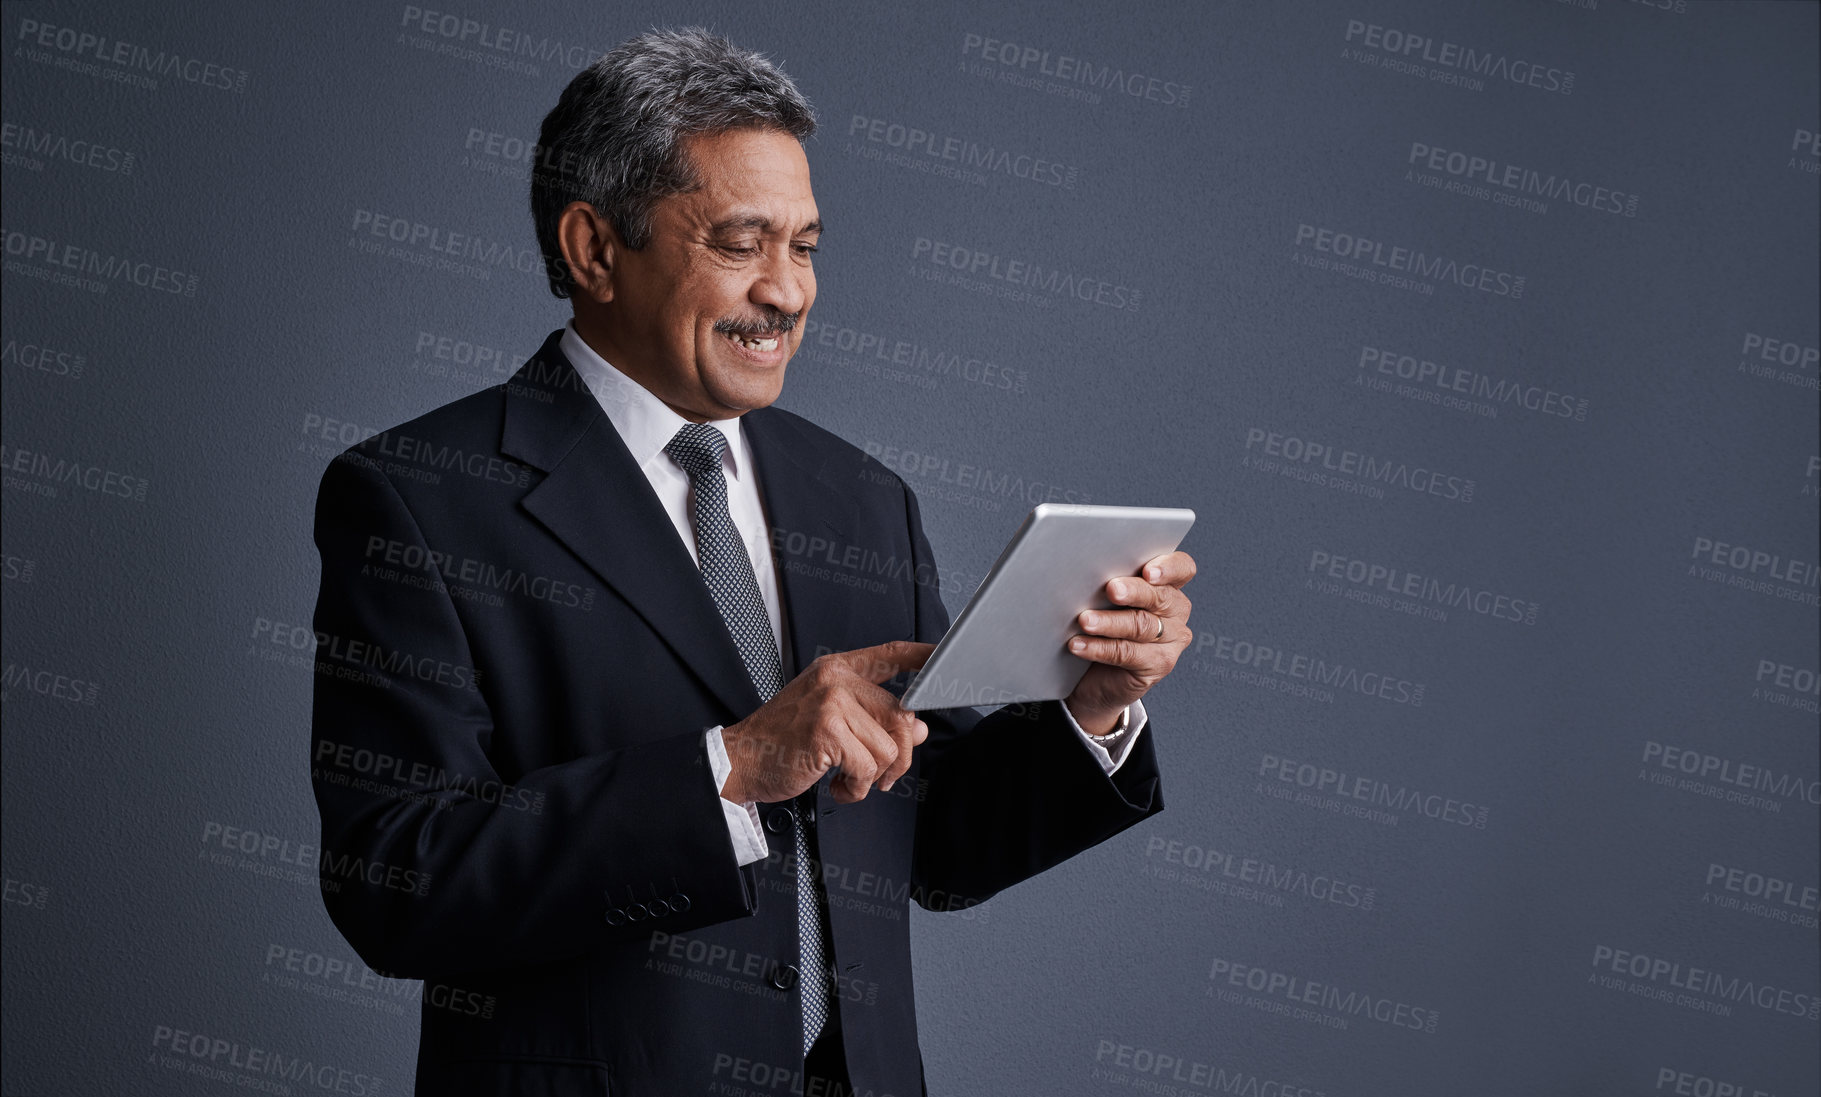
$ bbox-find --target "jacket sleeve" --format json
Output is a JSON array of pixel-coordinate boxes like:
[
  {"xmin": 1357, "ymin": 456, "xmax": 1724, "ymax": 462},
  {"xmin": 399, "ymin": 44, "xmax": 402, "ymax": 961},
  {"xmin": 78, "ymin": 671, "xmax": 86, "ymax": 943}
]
[
  {"xmin": 308, "ymin": 451, "xmax": 755, "ymax": 979},
  {"xmin": 903, "ymin": 480, "xmax": 1165, "ymax": 909}
]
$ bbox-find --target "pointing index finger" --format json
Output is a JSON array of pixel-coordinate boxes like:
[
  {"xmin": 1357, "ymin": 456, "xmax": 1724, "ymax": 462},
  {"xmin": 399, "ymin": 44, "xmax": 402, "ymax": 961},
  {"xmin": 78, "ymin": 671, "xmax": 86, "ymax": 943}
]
[{"xmin": 840, "ymin": 639, "xmax": 937, "ymax": 684}]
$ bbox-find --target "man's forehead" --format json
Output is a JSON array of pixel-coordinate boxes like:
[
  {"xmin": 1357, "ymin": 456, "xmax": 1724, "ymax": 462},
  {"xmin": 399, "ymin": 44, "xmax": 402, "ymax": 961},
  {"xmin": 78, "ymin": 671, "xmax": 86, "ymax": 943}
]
[
  {"xmin": 676, "ymin": 130, "xmax": 814, "ymax": 208},
  {"xmin": 707, "ymin": 211, "xmax": 823, "ymax": 235}
]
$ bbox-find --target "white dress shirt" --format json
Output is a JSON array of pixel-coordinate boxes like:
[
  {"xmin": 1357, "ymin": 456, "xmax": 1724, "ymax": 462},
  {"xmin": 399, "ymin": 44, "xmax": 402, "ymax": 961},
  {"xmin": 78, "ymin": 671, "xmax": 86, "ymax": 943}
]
[{"xmin": 560, "ymin": 322, "xmax": 1148, "ymax": 867}]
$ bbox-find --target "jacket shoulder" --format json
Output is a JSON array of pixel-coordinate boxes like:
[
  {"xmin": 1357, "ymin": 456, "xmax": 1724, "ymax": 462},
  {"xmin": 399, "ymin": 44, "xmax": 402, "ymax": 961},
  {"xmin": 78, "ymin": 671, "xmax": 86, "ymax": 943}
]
[
  {"xmin": 314, "ymin": 384, "xmax": 513, "ymax": 499},
  {"xmin": 355, "ymin": 385, "xmax": 508, "ymax": 459},
  {"xmin": 752, "ymin": 403, "xmax": 908, "ymax": 498}
]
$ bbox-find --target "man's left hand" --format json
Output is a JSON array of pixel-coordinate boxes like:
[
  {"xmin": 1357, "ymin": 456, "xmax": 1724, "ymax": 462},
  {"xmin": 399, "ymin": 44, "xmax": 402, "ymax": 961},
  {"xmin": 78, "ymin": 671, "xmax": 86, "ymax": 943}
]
[{"xmin": 1062, "ymin": 550, "xmax": 1197, "ymax": 735}]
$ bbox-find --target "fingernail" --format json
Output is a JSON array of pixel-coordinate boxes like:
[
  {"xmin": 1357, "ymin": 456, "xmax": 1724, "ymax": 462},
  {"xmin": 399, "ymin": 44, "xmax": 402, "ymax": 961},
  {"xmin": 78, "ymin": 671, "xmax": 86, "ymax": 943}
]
[
  {"xmin": 1081, "ymin": 611, "xmax": 1100, "ymax": 626},
  {"xmin": 1070, "ymin": 638, "xmax": 1087, "ymax": 652},
  {"xmin": 1147, "ymin": 566, "xmax": 1161, "ymax": 581},
  {"xmin": 1110, "ymin": 579, "xmax": 1127, "ymax": 597}
]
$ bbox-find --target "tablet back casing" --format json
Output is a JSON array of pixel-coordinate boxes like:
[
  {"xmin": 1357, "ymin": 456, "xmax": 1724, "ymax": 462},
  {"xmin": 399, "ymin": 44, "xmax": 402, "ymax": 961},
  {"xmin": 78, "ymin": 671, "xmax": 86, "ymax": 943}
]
[{"xmin": 901, "ymin": 504, "xmax": 1196, "ymax": 710}]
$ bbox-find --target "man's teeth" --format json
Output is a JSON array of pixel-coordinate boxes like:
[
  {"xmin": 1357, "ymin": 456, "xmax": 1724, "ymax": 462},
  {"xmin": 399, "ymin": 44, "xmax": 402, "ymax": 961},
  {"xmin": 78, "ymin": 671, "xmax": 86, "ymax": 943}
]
[{"xmin": 728, "ymin": 333, "xmax": 779, "ymax": 351}]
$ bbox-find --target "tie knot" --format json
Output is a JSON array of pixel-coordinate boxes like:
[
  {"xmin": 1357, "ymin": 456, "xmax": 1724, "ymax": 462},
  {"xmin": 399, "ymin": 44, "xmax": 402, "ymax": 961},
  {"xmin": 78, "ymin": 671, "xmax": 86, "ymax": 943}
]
[{"xmin": 665, "ymin": 422, "xmax": 729, "ymax": 479}]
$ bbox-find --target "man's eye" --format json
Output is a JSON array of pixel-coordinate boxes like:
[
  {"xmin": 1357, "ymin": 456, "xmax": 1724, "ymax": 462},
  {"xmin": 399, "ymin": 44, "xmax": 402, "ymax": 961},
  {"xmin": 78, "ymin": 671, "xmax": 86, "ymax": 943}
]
[
  {"xmin": 722, "ymin": 245, "xmax": 757, "ymax": 256},
  {"xmin": 794, "ymin": 243, "xmax": 819, "ymax": 255}
]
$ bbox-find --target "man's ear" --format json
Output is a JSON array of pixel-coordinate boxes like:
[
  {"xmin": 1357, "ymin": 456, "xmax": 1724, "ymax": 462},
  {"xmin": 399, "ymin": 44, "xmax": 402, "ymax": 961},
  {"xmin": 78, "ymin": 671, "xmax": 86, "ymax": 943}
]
[{"xmin": 557, "ymin": 201, "xmax": 618, "ymax": 303}]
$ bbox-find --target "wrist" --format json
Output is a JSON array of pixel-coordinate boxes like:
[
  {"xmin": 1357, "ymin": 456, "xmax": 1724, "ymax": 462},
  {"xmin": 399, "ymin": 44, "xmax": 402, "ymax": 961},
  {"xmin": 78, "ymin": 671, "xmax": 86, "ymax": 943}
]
[
  {"xmin": 1087, "ymin": 705, "xmax": 1132, "ymax": 744},
  {"xmin": 719, "ymin": 755, "xmax": 748, "ymax": 804},
  {"xmin": 1066, "ymin": 698, "xmax": 1124, "ymax": 737},
  {"xmin": 713, "ymin": 723, "xmax": 749, "ymax": 804},
  {"xmin": 719, "ymin": 763, "xmax": 752, "ymax": 805}
]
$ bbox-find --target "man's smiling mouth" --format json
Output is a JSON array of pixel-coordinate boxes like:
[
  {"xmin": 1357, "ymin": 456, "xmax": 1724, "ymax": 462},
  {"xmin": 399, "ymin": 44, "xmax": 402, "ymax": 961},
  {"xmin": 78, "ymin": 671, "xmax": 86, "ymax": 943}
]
[{"xmin": 722, "ymin": 331, "xmax": 780, "ymax": 352}]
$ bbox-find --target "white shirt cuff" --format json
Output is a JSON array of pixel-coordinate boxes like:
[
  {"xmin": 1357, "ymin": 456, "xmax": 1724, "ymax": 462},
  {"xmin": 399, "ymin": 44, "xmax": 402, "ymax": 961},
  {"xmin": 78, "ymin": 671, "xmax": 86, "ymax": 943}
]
[
  {"xmin": 705, "ymin": 726, "xmax": 770, "ymax": 867},
  {"xmin": 1061, "ymin": 698, "xmax": 1148, "ymax": 775}
]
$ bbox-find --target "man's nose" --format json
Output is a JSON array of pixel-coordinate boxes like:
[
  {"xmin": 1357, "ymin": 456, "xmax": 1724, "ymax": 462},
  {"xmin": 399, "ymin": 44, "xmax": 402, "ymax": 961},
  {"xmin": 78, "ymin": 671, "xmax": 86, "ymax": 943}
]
[{"xmin": 748, "ymin": 252, "xmax": 809, "ymax": 320}]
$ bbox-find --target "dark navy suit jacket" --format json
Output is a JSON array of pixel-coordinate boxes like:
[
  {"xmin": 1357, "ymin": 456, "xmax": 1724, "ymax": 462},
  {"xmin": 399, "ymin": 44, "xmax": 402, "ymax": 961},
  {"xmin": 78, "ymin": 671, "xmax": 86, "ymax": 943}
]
[{"xmin": 308, "ymin": 329, "xmax": 1165, "ymax": 1095}]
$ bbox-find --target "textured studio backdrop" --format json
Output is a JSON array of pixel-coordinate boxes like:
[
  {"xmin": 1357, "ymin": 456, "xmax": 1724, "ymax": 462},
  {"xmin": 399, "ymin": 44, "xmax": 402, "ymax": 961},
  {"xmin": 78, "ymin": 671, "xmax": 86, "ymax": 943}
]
[{"xmin": 2, "ymin": 1, "xmax": 1817, "ymax": 1094}]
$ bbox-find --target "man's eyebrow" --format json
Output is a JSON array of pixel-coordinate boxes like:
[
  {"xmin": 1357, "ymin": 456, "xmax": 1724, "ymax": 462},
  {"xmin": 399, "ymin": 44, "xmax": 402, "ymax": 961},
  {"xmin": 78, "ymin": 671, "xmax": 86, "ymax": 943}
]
[{"xmin": 709, "ymin": 213, "xmax": 824, "ymax": 235}]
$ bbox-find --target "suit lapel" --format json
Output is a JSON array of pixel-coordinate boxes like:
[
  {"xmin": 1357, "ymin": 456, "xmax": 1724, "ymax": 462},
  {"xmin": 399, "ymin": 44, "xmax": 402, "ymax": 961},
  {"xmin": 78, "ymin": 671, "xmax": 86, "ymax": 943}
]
[
  {"xmin": 502, "ymin": 331, "xmax": 762, "ymax": 721},
  {"xmin": 742, "ymin": 409, "xmax": 857, "ymax": 679}
]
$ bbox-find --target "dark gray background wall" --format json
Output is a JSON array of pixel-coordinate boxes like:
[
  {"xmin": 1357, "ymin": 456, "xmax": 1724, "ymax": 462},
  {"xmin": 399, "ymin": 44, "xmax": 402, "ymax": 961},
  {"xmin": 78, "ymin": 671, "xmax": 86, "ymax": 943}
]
[{"xmin": 3, "ymin": 1, "xmax": 1816, "ymax": 1094}]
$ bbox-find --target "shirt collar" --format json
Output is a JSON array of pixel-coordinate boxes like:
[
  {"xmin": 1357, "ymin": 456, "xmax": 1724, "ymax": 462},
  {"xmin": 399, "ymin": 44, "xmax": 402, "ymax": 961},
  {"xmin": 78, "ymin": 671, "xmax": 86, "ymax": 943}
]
[{"xmin": 560, "ymin": 320, "xmax": 750, "ymax": 483}]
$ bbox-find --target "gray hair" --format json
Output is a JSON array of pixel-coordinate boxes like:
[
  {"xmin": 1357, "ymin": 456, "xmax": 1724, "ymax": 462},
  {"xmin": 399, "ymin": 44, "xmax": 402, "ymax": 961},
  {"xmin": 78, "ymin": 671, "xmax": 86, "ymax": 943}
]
[{"xmin": 530, "ymin": 26, "xmax": 818, "ymax": 298}]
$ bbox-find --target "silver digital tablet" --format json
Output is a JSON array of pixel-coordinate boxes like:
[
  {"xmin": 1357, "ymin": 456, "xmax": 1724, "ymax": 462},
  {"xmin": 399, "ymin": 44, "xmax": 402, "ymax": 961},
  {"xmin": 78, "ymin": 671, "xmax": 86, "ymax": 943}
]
[{"xmin": 900, "ymin": 503, "xmax": 1196, "ymax": 711}]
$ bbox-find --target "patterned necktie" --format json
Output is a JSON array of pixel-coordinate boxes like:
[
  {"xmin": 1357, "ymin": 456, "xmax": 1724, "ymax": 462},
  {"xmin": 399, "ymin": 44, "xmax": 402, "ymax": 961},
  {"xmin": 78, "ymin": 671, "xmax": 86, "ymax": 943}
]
[{"xmin": 664, "ymin": 422, "xmax": 831, "ymax": 1056}]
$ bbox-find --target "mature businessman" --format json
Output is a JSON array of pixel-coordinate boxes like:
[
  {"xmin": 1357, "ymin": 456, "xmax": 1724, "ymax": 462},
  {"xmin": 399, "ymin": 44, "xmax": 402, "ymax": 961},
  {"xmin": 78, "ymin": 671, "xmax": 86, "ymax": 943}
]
[{"xmin": 310, "ymin": 27, "xmax": 1197, "ymax": 1096}]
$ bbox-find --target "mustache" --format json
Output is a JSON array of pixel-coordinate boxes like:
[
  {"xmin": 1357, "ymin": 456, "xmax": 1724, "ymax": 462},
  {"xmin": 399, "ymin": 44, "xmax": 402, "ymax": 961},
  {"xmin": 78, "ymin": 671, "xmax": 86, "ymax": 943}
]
[{"xmin": 714, "ymin": 309, "xmax": 799, "ymax": 338}]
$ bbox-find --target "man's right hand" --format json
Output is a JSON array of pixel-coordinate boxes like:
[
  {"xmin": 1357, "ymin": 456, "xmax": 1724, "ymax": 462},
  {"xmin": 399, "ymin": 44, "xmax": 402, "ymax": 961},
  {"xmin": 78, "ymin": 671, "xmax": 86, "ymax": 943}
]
[{"xmin": 719, "ymin": 640, "xmax": 934, "ymax": 806}]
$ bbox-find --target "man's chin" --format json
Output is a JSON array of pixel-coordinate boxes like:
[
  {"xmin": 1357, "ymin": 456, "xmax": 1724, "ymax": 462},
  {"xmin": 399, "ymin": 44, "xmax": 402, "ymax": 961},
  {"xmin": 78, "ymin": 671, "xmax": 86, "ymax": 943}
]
[{"xmin": 706, "ymin": 375, "xmax": 786, "ymax": 418}]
